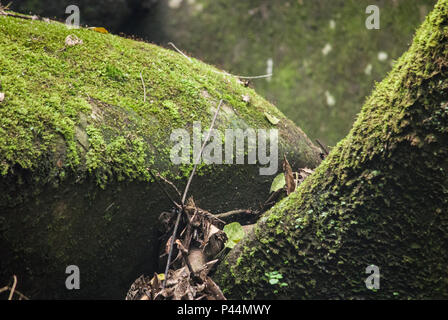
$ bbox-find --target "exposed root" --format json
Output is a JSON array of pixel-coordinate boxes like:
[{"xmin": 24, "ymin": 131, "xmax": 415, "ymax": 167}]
[{"xmin": 0, "ymin": 275, "xmax": 29, "ymax": 300}]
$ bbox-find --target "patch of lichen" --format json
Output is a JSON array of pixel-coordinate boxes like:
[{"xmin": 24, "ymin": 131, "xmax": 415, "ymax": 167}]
[
  {"xmin": 0, "ymin": 14, "xmax": 312, "ymax": 192},
  {"xmin": 154, "ymin": 0, "xmax": 437, "ymax": 146},
  {"xmin": 215, "ymin": 0, "xmax": 448, "ymax": 299}
]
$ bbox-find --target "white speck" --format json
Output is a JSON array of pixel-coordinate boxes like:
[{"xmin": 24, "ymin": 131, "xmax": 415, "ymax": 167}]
[
  {"xmin": 168, "ymin": 0, "xmax": 183, "ymax": 9},
  {"xmin": 0, "ymin": 92, "xmax": 4, "ymax": 102},
  {"xmin": 322, "ymin": 43, "xmax": 332, "ymax": 56},
  {"xmin": 187, "ymin": 0, "xmax": 202, "ymax": 11},
  {"xmin": 325, "ymin": 91, "xmax": 336, "ymax": 107},
  {"xmin": 329, "ymin": 20, "xmax": 336, "ymax": 29},
  {"xmin": 266, "ymin": 58, "xmax": 273, "ymax": 82},
  {"xmin": 364, "ymin": 63, "xmax": 372, "ymax": 75},
  {"xmin": 378, "ymin": 51, "xmax": 388, "ymax": 62},
  {"xmin": 195, "ymin": 3, "xmax": 203, "ymax": 12}
]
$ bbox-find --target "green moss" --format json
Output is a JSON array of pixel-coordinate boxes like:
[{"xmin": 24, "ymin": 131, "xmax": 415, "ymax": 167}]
[
  {"xmin": 215, "ymin": 0, "xmax": 448, "ymax": 299},
  {"xmin": 104, "ymin": 64, "xmax": 127, "ymax": 82},
  {"xmin": 0, "ymin": 14, "xmax": 320, "ymax": 191},
  {"xmin": 0, "ymin": 13, "xmax": 324, "ymax": 299}
]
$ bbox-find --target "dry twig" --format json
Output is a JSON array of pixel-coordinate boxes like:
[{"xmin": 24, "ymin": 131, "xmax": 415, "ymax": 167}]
[
  {"xmin": 0, "ymin": 275, "xmax": 29, "ymax": 300},
  {"xmin": 148, "ymin": 169, "xmax": 181, "ymax": 209},
  {"xmin": 215, "ymin": 209, "xmax": 252, "ymax": 220},
  {"xmin": 166, "ymin": 42, "xmax": 271, "ymax": 80},
  {"xmin": 8, "ymin": 275, "xmax": 17, "ymax": 300},
  {"xmin": 167, "ymin": 42, "xmax": 192, "ymax": 62},
  {"xmin": 212, "ymin": 70, "xmax": 273, "ymax": 80},
  {"xmin": 181, "ymin": 99, "xmax": 223, "ymax": 204},
  {"xmin": 316, "ymin": 139, "xmax": 329, "ymax": 156},
  {"xmin": 163, "ymin": 99, "xmax": 223, "ymax": 289},
  {"xmin": 156, "ymin": 173, "xmax": 182, "ymax": 200},
  {"xmin": 162, "ymin": 207, "xmax": 182, "ymax": 288}
]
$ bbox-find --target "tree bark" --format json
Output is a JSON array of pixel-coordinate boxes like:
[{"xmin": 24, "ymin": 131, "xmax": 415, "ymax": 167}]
[{"xmin": 215, "ymin": 0, "xmax": 448, "ymax": 299}]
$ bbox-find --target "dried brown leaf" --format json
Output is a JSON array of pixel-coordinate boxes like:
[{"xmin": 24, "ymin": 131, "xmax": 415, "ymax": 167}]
[
  {"xmin": 151, "ymin": 272, "xmax": 160, "ymax": 293},
  {"xmin": 188, "ymin": 248, "xmax": 206, "ymax": 273},
  {"xmin": 203, "ymin": 229, "xmax": 226, "ymax": 259},
  {"xmin": 165, "ymin": 235, "xmax": 173, "ymax": 256},
  {"xmin": 283, "ymin": 155, "xmax": 296, "ymax": 195},
  {"xmin": 173, "ymin": 274, "xmax": 190, "ymax": 300}
]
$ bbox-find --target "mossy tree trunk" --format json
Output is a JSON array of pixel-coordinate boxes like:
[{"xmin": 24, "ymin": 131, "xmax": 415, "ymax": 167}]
[{"xmin": 215, "ymin": 0, "xmax": 448, "ymax": 299}]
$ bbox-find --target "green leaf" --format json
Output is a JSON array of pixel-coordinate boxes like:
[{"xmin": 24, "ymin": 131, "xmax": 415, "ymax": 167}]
[
  {"xmin": 223, "ymin": 222, "xmax": 245, "ymax": 249},
  {"xmin": 270, "ymin": 173, "xmax": 285, "ymax": 193},
  {"xmin": 264, "ymin": 112, "xmax": 280, "ymax": 125},
  {"xmin": 269, "ymin": 279, "xmax": 279, "ymax": 285}
]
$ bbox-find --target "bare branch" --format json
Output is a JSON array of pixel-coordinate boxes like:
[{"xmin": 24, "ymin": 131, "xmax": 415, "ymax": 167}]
[
  {"xmin": 166, "ymin": 42, "xmax": 270, "ymax": 80},
  {"xmin": 167, "ymin": 42, "xmax": 192, "ymax": 62},
  {"xmin": 215, "ymin": 209, "xmax": 252, "ymax": 220},
  {"xmin": 162, "ymin": 208, "xmax": 182, "ymax": 288},
  {"xmin": 156, "ymin": 173, "xmax": 182, "ymax": 200},
  {"xmin": 148, "ymin": 169, "xmax": 181, "ymax": 209},
  {"xmin": 8, "ymin": 275, "xmax": 17, "ymax": 300},
  {"xmin": 181, "ymin": 99, "xmax": 223, "ymax": 205},
  {"xmin": 316, "ymin": 139, "xmax": 329, "ymax": 156},
  {"xmin": 236, "ymin": 74, "xmax": 273, "ymax": 79},
  {"xmin": 212, "ymin": 69, "xmax": 273, "ymax": 80}
]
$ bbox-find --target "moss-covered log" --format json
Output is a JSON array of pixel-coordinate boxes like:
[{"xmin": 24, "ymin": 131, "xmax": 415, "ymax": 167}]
[
  {"xmin": 215, "ymin": 0, "xmax": 448, "ymax": 299},
  {"xmin": 0, "ymin": 14, "xmax": 321, "ymax": 298}
]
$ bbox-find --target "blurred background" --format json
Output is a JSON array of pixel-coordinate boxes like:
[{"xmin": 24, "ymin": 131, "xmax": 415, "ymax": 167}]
[{"xmin": 9, "ymin": 0, "xmax": 437, "ymax": 146}]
